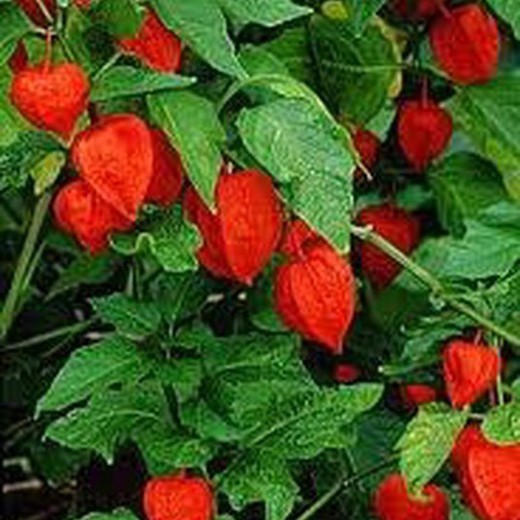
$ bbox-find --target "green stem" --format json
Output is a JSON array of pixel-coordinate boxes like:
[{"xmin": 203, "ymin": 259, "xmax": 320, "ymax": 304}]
[
  {"xmin": 2, "ymin": 319, "xmax": 94, "ymax": 354},
  {"xmin": 58, "ymin": 33, "xmax": 76, "ymax": 62},
  {"xmin": 0, "ymin": 192, "xmax": 52, "ymax": 343},
  {"xmin": 295, "ymin": 481, "xmax": 343, "ymax": 520},
  {"xmin": 351, "ymin": 225, "xmax": 520, "ymax": 348},
  {"xmin": 91, "ymin": 52, "xmax": 122, "ymax": 82},
  {"xmin": 294, "ymin": 458, "xmax": 396, "ymax": 520},
  {"xmin": 379, "ymin": 355, "xmax": 439, "ymax": 377}
]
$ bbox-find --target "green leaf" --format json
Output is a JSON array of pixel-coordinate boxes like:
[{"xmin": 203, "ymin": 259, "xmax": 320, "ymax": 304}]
[
  {"xmin": 29, "ymin": 151, "xmax": 66, "ymax": 195},
  {"xmin": 138, "ymin": 426, "xmax": 215, "ymax": 475},
  {"xmin": 309, "ymin": 15, "xmax": 398, "ymax": 124},
  {"xmin": 349, "ymin": 411, "xmax": 405, "ymax": 491},
  {"xmin": 216, "ymin": 0, "xmax": 311, "ymax": 27},
  {"xmin": 151, "ymin": 271, "xmax": 213, "ymax": 325},
  {"xmin": 148, "ymin": 91, "xmax": 225, "ymax": 208},
  {"xmin": 238, "ymin": 98, "xmax": 354, "ymax": 251},
  {"xmin": 429, "ymin": 152, "xmax": 507, "ymax": 237},
  {"xmin": 248, "ymin": 258, "xmax": 287, "ymax": 333},
  {"xmin": 467, "ymin": 270, "xmax": 520, "ymax": 338},
  {"xmin": 64, "ymin": 4, "xmax": 112, "ymax": 75},
  {"xmin": 30, "ymin": 441, "xmax": 91, "ymax": 487},
  {"xmin": 91, "ymin": 66, "xmax": 196, "ymax": 102},
  {"xmin": 0, "ymin": 131, "xmax": 62, "ymax": 192},
  {"xmin": 219, "ymin": 384, "xmax": 383, "ymax": 520},
  {"xmin": 449, "ymin": 490, "xmax": 478, "ymax": 520},
  {"xmin": 47, "ymin": 253, "xmax": 121, "ymax": 300},
  {"xmin": 221, "ymin": 451, "xmax": 299, "ymax": 520},
  {"xmin": 156, "ymin": 358, "xmax": 202, "ymax": 404},
  {"xmin": 348, "ymin": 0, "xmax": 386, "ymax": 36},
  {"xmin": 0, "ymin": 4, "xmax": 31, "ymax": 67},
  {"xmin": 446, "ymin": 73, "xmax": 520, "ymax": 202},
  {"xmin": 261, "ymin": 27, "xmax": 315, "ymax": 85},
  {"xmin": 482, "ymin": 401, "xmax": 520, "ymax": 445},
  {"xmin": 91, "ymin": 293, "xmax": 162, "ymax": 338},
  {"xmin": 486, "ymin": 0, "xmax": 520, "ymax": 40},
  {"xmin": 438, "ymin": 202, "xmax": 520, "ymax": 280},
  {"xmin": 150, "ymin": 0, "xmax": 245, "ymax": 77},
  {"xmin": 92, "ymin": 0, "xmax": 144, "ymax": 37},
  {"xmin": 37, "ymin": 335, "xmax": 152, "ymax": 414},
  {"xmin": 111, "ymin": 205, "xmax": 202, "ymax": 273},
  {"xmin": 77, "ymin": 509, "xmax": 138, "ymax": 520},
  {"xmin": 179, "ymin": 328, "xmax": 313, "ymax": 423},
  {"xmin": 397, "ymin": 403, "xmax": 468, "ymax": 493},
  {"xmin": 46, "ymin": 380, "xmax": 211, "ymax": 471}
]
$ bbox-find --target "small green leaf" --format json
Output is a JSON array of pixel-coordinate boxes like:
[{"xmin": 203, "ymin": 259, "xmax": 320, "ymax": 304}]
[
  {"xmin": 397, "ymin": 403, "xmax": 468, "ymax": 493},
  {"xmin": 91, "ymin": 293, "xmax": 162, "ymax": 338},
  {"xmin": 30, "ymin": 151, "xmax": 66, "ymax": 195},
  {"xmin": 91, "ymin": 66, "xmax": 196, "ymax": 102},
  {"xmin": 77, "ymin": 508, "xmax": 139, "ymax": 520},
  {"xmin": 248, "ymin": 258, "xmax": 287, "ymax": 333},
  {"xmin": 47, "ymin": 253, "xmax": 121, "ymax": 300},
  {"xmin": 148, "ymin": 92, "xmax": 225, "ymax": 208},
  {"xmin": 238, "ymin": 98, "xmax": 354, "ymax": 251},
  {"xmin": 348, "ymin": 0, "xmax": 387, "ymax": 36},
  {"xmin": 482, "ymin": 401, "xmax": 520, "ymax": 445},
  {"xmin": 150, "ymin": 271, "xmax": 213, "ymax": 324},
  {"xmin": 93, "ymin": 0, "xmax": 144, "ymax": 37},
  {"xmin": 111, "ymin": 205, "xmax": 202, "ymax": 273},
  {"xmin": 0, "ymin": 4, "xmax": 31, "ymax": 67},
  {"xmin": 0, "ymin": 131, "xmax": 62, "ymax": 192},
  {"xmin": 150, "ymin": 0, "xmax": 245, "ymax": 77}
]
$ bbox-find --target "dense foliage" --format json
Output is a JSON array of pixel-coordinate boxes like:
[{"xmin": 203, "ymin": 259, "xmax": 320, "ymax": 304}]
[{"xmin": 1, "ymin": 0, "xmax": 519, "ymax": 519}]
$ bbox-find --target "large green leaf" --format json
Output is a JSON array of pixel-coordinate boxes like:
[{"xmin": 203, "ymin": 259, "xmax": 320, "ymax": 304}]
[
  {"xmin": 486, "ymin": 0, "xmax": 520, "ymax": 40},
  {"xmin": 36, "ymin": 335, "xmax": 152, "ymax": 414},
  {"xmin": 428, "ymin": 152, "xmax": 507, "ymax": 237},
  {"xmin": 178, "ymin": 328, "xmax": 313, "ymax": 424},
  {"xmin": 216, "ymin": 0, "xmax": 311, "ymax": 27},
  {"xmin": 111, "ymin": 205, "xmax": 202, "ymax": 273},
  {"xmin": 309, "ymin": 15, "xmax": 397, "ymax": 124},
  {"xmin": 91, "ymin": 66, "xmax": 196, "ymax": 102},
  {"xmin": 219, "ymin": 383, "xmax": 383, "ymax": 520},
  {"xmin": 438, "ymin": 202, "xmax": 520, "ymax": 280},
  {"xmin": 148, "ymin": 91, "xmax": 225, "ymax": 208},
  {"xmin": 45, "ymin": 381, "xmax": 213, "ymax": 471},
  {"xmin": 91, "ymin": 293, "xmax": 162, "ymax": 338},
  {"xmin": 397, "ymin": 403, "xmax": 468, "ymax": 493},
  {"xmin": 238, "ymin": 98, "xmax": 354, "ymax": 251},
  {"xmin": 447, "ymin": 73, "xmax": 520, "ymax": 202},
  {"xmin": 150, "ymin": 0, "xmax": 245, "ymax": 77}
]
